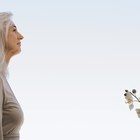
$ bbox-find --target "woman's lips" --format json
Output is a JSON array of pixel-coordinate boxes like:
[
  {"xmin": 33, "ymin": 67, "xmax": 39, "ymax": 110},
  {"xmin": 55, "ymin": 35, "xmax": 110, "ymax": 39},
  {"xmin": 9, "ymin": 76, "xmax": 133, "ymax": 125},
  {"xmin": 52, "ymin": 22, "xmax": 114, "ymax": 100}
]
[{"xmin": 17, "ymin": 42, "xmax": 21, "ymax": 46}]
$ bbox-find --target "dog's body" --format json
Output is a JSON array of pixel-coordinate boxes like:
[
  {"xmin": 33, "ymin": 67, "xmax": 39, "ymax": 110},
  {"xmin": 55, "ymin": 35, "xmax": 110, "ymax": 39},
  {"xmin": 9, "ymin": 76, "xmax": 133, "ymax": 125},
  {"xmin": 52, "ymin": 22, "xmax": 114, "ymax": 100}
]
[{"xmin": 124, "ymin": 91, "xmax": 134, "ymax": 110}]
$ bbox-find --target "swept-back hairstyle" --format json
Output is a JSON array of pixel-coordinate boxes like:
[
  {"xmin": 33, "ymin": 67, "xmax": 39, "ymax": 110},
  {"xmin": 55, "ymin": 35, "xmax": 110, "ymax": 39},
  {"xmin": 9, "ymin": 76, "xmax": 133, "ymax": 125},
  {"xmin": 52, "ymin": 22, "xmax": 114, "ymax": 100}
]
[{"xmin": 0, "ymin": 12, "xmax": 13, "ymax": 76}]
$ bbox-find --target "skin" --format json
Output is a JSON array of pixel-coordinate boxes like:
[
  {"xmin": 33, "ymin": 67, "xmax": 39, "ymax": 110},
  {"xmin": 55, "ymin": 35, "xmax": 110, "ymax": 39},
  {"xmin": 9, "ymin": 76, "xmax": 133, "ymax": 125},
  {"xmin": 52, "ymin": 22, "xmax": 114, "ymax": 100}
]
[{"xmin": 5, "ymin": 24, "xmax": 24, "ymax": 64}]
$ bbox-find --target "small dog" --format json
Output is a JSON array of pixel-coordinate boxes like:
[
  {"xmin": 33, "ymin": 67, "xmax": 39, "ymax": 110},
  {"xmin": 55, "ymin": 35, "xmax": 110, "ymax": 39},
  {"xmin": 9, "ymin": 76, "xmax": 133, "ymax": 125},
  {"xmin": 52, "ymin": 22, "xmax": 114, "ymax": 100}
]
[
  {"xmin": 124, "ymin": 90, "xmax": 134, "ymax": 110},
  {"xmin": 124, "ymin": 89, "xmax": 140, "ymax": 118}
]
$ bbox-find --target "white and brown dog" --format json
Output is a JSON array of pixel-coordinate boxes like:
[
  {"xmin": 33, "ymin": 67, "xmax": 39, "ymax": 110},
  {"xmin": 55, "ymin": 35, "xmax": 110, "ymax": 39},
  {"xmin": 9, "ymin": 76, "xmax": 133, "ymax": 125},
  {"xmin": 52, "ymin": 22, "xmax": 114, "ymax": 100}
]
[{"xmin": 124, "ymin": 89, "xmax": 140, "ymax": 118}]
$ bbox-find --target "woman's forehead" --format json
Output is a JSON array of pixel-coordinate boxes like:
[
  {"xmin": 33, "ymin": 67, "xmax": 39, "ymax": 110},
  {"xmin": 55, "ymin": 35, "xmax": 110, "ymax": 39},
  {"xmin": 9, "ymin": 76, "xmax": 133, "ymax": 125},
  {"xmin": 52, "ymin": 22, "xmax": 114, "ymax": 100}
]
[{"xmin": 9, "ymin": 20, "xmax": 16, "ymax": 27}]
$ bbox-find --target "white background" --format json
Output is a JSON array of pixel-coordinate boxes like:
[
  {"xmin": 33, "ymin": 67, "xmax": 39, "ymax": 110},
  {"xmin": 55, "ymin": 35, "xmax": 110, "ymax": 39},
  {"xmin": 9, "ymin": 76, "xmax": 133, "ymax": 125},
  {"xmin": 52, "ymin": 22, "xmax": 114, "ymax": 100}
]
[{"xmin": 1, "ymin": 0, "xmax": 140, "ymax": 140}]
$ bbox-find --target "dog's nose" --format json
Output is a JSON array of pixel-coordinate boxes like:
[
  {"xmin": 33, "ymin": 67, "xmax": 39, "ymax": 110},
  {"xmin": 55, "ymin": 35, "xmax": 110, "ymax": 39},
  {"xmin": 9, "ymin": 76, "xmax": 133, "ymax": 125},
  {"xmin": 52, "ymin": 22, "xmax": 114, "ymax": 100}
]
[
  {"xmin": 124, "ymin": 93, "xmax": 127, "ymax": 96},
  {"xmin": 132, "ymin": 89, "xmax": 136, "ymax": 93}
]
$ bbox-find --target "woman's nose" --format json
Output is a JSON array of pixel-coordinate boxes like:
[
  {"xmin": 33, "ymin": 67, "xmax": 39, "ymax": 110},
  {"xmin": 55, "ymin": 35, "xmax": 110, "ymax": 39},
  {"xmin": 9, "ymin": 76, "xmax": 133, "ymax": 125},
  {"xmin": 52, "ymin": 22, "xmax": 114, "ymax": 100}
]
[{"xmin": 18, "ymin": 32, "xmax": 24, "ymax": 40}]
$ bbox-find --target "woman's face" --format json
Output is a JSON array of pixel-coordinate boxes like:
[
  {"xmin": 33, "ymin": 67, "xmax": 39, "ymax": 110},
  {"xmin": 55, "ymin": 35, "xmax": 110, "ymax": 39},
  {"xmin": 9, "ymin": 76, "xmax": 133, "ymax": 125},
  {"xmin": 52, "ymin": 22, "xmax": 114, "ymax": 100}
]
[{"xmin": 5, "ymin": 24, "xmax": 24, "ymax": 56}]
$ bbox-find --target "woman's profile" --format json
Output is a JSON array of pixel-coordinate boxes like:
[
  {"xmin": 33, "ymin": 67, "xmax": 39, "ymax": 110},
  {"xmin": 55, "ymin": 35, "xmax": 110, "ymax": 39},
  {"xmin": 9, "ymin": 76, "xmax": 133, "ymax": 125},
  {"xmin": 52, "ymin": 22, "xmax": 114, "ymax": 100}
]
[{"xmin": 0, "ymin": 12, "xmax": 24, "ymax": 140}]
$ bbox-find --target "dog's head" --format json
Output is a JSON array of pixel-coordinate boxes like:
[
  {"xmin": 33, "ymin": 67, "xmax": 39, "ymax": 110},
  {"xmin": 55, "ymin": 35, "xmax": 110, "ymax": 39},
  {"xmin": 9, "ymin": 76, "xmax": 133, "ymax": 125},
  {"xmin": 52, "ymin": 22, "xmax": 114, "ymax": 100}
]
[
  {"xmin": 124, "ymin": 90, "xmax": 133, "ymax": 102},
  {"xmin": 124, "ymin": 90, "xmax": 134, "ymax": 110}
]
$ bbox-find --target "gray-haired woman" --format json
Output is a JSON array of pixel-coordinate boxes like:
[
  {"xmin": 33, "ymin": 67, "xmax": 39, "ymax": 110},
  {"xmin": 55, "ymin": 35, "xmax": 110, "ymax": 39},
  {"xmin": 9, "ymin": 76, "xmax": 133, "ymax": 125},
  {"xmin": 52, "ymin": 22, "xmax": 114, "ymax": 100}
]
[{"xmin": 0, "ymin": 12, "xmax": 24, "ymax": 140}]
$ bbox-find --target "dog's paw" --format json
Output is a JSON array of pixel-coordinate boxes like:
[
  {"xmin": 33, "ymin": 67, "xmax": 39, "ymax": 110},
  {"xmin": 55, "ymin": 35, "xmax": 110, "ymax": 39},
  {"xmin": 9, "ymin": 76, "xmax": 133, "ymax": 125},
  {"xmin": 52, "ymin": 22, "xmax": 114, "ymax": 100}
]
[{"xmin": 135, "ymin": 108, "xmax": 140, "ymax": 118}]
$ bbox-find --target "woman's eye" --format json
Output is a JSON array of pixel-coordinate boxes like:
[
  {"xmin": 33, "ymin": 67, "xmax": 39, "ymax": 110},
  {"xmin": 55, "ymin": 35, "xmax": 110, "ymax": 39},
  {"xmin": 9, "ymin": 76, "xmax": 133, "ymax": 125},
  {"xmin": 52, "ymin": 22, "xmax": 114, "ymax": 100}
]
[{"xmin": 13, "ymin": 29, "xmax": 17, "ymax": 32}]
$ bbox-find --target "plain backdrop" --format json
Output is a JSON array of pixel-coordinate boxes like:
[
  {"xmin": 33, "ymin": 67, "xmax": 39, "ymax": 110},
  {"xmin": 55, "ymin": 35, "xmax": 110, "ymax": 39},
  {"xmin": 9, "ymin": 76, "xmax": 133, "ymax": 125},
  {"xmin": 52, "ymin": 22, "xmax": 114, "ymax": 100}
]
[{"xmin": 1, "ymin": 0, "xmax": 140, "ymax": 140}]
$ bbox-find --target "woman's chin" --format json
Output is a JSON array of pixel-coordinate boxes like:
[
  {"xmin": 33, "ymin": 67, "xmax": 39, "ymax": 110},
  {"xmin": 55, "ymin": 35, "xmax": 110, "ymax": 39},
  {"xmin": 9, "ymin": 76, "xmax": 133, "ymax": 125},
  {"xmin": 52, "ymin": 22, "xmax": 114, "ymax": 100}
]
[{"xmin": 13, "ymin": 49, "xmax": 21, "ymax": 56}]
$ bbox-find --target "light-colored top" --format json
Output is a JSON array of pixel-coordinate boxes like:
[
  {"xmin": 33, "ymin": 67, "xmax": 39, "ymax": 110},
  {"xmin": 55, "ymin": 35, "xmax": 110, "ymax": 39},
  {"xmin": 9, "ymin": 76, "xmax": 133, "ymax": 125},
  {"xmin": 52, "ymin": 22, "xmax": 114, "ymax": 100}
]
[{"xmin": 0, "ymin": 74, "xmax": 24, "ymax": 140}]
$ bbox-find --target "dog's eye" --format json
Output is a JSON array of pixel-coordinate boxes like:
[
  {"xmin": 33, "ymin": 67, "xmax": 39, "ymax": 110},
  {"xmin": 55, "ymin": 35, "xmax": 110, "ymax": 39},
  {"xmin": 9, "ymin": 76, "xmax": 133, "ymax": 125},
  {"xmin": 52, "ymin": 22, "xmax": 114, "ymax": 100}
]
[{"xmin": 124, "ymin": 93, "xmax": 127, "ymax": 96}]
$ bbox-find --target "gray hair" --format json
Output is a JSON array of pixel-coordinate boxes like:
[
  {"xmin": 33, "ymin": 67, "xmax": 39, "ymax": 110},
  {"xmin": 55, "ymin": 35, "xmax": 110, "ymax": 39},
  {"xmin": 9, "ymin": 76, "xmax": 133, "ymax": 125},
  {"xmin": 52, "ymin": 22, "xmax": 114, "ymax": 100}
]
[{"xmin": 0, "ymin": 12, "xmax": 13, "ymax": 76}]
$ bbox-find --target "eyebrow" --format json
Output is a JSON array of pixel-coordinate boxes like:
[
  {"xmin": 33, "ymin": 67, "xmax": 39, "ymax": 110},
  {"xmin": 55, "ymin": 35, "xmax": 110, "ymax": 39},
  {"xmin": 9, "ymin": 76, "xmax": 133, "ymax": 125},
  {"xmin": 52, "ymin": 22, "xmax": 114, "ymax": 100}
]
[
  {"xmin": 9, "ymin": 25, "xmax": 17, "ymax": 30},
  {"xmin": 13, "ymin": 25, "xmax": 17, "ymax": 28}
]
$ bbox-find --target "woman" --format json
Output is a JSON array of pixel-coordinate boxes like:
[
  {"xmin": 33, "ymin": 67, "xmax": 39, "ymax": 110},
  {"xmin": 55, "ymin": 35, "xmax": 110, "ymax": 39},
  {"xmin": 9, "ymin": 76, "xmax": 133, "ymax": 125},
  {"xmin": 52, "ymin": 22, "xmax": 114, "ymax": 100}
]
[{"xmin": 0, "ymin": 12, "xmax": 24, "ymax": 140}]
